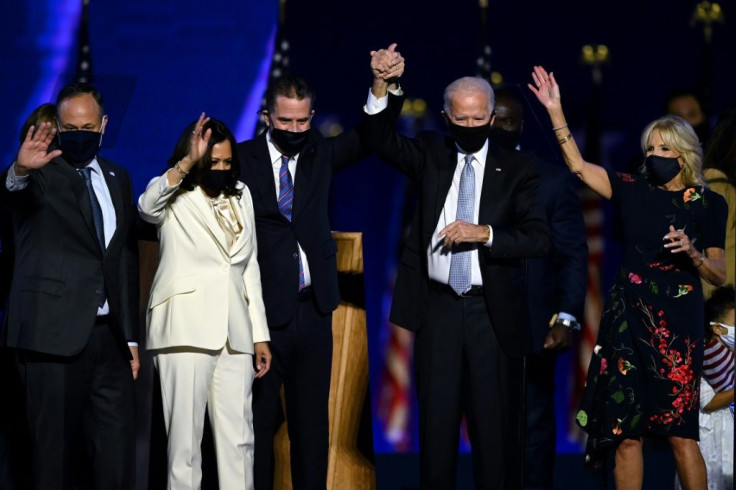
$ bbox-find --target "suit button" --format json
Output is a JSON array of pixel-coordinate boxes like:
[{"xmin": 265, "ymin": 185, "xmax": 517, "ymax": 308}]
[
  {"xmin": 221, "ymin": 264, "xmax": 229, "ymax": 272},
  {"xmin": 95, "ymin": 289, "xmax": 103, "ymax": 295},
  {"xmin": 293, "ymin": 252, "xmax": 299, "ymax": 260}
]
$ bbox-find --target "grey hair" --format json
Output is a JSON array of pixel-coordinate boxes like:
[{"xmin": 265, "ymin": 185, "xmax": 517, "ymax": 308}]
[{"xmin": 443, "ymin": 77, "xmax": 495, "ymax": 114}]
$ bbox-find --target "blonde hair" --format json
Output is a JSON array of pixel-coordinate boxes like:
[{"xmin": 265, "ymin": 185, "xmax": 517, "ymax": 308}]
[{"xmin": 640, "ymin": 115, "xmax": 704, "ymax": 187}]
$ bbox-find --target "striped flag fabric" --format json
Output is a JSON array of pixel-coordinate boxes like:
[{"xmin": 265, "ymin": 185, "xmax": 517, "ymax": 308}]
[{"xmin": 376, "ymin": 323, "xmax": 413, "ymax": 450}]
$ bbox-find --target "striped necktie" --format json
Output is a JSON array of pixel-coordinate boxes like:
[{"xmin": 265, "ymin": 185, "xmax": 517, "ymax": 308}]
[{"xmin": 278, "ymin": 155, "xmax": 305, "ymax": 290}]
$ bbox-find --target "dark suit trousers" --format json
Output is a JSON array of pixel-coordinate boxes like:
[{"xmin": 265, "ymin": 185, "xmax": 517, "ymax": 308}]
[
  {"xmin": 523, "ymin": 351, "xmax": 557, "ymax": 490},
  {"xmin": 253, "ymin": 290, "xmax": 332, "ymax": 490},
  {"xmin": 414, "ymin": 287, "xmax": 524, "ymax": 490},
  {"xmin": 19, "ymin": 319, "xmax": 135, "ymax": 490}
]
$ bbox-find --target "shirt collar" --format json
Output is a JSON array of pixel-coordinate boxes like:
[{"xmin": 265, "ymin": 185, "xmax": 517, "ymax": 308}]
[
  {"xmin": 266, "ymin": 131, "xmax": 299, "ymax": 166},
  {"xmin": 456, "ymin": 139, "xmax": 488, "ymax": 167}
]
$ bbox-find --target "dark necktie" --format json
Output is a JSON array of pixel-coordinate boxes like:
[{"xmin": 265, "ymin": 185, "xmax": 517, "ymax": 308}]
[
  {"xmin": 277, "ymin": 156, "xmax": 305, "ymax": 290},
  {"xmin": 448, "ymin": 154, "xmax": 475, "ymax": 295},
  {"xmin": 79, "ymin": 166, "xmax": 107, "ymax": 306}
]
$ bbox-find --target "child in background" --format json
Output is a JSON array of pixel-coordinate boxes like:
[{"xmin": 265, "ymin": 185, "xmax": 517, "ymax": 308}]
[{"xmin": 677, "ymin": 285, "xmax": 734, "ymax": 489}]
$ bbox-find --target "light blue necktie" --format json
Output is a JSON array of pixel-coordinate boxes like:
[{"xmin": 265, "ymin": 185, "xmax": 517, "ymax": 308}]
[
  {"xmin": 277, "ymin": 156, "xmax": 305, "ymax": 290},
  {"xmin": 79, "ymin": 166, "xmax": 107, "ymax": 306},
  {"xmin": 448, "ymin": 154, "xmax": 475, "ymax": 295}
]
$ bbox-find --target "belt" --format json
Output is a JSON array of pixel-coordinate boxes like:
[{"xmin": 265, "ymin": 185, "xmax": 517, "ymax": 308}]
[
  {"xmin": 297, "ymin": 286, "xmax": 313, "ymax": 302},
  {"xmin": 429, "ymin": 280, "xmax": 484, "ymax": 297},
  {"xmin": 94, "ymin": 315, "xmax": 110, "ymax": 325}
]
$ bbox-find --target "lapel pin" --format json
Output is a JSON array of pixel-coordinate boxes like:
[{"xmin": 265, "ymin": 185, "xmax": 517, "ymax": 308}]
[{"xmin": 109, "ymin": 171, "xmax": 116, "ymax": 176}]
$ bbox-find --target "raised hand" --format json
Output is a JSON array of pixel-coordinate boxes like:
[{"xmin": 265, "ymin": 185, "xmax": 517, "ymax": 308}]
[
  {"xmin": 527, "ymin": 65, "xmax": 561, "ymax": 110},
  {"xmin": 187, "ymin": 112, "xmax": 212, "ymax": 164},
  {"xmin": 15, "ymin": 121, "xmax": 63, "ymax": 175},
  {"xmin": 370, "ymin": 43, "xmax": 405, "ymax": 82}
]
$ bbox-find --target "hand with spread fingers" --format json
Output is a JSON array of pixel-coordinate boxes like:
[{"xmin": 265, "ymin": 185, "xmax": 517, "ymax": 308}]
[
  {"xmin": 528, "ymin": 65, "xmax": 561, "ymax": 112},
  {"xmin": 15, "ymin": 121, "xmax": 63, "ymax": 175}
]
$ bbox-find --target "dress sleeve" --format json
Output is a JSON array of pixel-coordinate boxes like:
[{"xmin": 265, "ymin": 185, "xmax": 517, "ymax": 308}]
[
  {"xmin": 606, "ymin": 169, "xmax": 639, "ymax": 207},
  {"xmin": 701, "ymin": 189, "xmax": 728, "ymax": 250}
]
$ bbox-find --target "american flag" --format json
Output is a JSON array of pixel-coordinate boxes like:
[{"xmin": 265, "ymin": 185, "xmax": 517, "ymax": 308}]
[
  {"xmin": 376, "ymin": 323, "xmax": 413, "ymax": 450},
  {"xmin": 76, "ymin": 0, "xmax": 93, "ymax": 85},
  {"xmin": 253, "ymin": 0, "xmax": 289, "ymax": 137}
]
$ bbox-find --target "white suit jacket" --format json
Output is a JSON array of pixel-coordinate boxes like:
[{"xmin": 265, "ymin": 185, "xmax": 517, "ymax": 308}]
[{"xmin": 138, "ymin": 174, "xmax": 269, "ymax": 353}]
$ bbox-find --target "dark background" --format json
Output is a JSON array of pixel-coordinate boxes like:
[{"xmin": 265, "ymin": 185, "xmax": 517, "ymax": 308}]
[{"xmin": 1, "ymin": 0, "xmax": 733, "ymax": 477}]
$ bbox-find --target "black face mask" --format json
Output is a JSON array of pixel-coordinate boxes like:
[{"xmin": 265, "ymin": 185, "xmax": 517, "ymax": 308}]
[
  {"xmin": 643, "ymin": 155, "xmax": 682, "ymax": 186},
  {"xmin": 489, "ymin": 127, "xmax": 521, "ymax": 151},
  {"xmin": 446, "ymin": 121, "xmax": 489, "ymax": 154},
  {"xmin": 270, "ymin": 128, "xmax": 311, "ymax": 157},
  {"xmin": 201, "ymin": 169, "xmax": 232, "ymax": 195},
  {"xmin": 58, "ymin": 130, "xmax": 102, "ymax": 168}
]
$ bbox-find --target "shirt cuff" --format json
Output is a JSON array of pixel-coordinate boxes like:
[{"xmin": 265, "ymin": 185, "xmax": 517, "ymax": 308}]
[
  {"xmin": 6, "ymin": 162, "xmax": 29, "ymax": 191},
  {"xmin": 364, "ymin": 88, "xmax": 388, "ymax": 115},
  {"xmin": 127, "ymin": 342, "xmax": 139, "ymax": 347},
  {"xmin": 557, "ymin": 312, "xmax": 576, "ymax": 323},
  {"xmin": 483, "ymin": 225, "xmax": 494, "ymax": 247}
]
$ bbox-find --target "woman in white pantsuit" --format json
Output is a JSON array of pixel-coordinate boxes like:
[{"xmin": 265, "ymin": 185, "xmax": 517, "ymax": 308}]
[{"xmin": 139, "ymin": 114, "xmax": 271, "ymax": 490}]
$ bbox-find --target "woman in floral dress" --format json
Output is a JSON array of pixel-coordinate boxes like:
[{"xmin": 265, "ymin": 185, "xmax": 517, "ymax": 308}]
[{"xmin": 529, "ymin": 66, "xmax": 727, "ymax": 489}]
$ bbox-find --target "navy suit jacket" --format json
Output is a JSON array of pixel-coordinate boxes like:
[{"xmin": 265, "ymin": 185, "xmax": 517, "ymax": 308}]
[
  {"xmin": 364, "ymin": 96, "xmax": 551, "ymax": 357},
  {"xmin": 237, "ymin": 128, "xmax": 369, "ymax": 327},
  {"xmin": 525, "ymin": 157, "xmax": 588, "ymax": 353},
  {"xmin": 0, "ymin": 156, "xmax": 139, "ymax": 358}
]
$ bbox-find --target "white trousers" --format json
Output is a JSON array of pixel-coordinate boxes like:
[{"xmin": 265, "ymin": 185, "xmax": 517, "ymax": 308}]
[{"xmin": 155, "ymin": 342, "xmax": 255, "ymax": 490}]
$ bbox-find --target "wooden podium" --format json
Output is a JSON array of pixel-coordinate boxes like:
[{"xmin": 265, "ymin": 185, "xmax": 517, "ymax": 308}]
[{"xmin": 273, "ymin": 232, "xmax": 376, "ymax": 489}]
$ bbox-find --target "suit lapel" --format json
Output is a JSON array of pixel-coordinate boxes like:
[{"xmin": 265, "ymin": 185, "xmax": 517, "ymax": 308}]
[
  {"xmin": 98, "ymin": 158, "xmax": 124, "ymax": 250},
  {"xmin": 292, "ymin": 142, "xmax": 315, "ymax": 222},
  {"xmin": 55, "ymin": 159, "xmax": 99, "ymax": 250},
  {"xmin": 228, "ymin": 195, "xmax": 249, "ymax": 257},
  {"xmin": 184, "ymin": 189, "xmax": 231, "ymax": 255},
  {"xmin": 248, "ymin": 135, "xmax": 282, "ymax": 216},
  {"xmin": 478, "ymin": 142, "xmax": 505, "ymax": 224},
  {"xmin": 431, "ymin": 143, "xmax": 458, "ymax": 232}
]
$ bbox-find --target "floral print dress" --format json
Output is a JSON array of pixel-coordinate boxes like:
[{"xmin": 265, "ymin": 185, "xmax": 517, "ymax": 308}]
[{"xmin": 576, "ymin": 171, "xmax": 727, "ymax": 477}]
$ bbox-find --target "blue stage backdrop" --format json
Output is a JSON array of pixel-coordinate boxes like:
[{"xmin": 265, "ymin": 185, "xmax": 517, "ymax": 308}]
[{"xmin": 2, "ymin": 0, "xmax": 735, "ymax": 461}]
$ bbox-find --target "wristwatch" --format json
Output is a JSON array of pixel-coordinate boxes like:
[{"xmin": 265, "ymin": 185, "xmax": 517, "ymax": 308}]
[{"xmin": 548, "ymin": 313, "xmax": 581, "ymax": 332}]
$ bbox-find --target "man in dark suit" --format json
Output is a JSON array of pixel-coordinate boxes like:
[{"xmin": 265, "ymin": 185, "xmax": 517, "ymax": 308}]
[
  {"xmin": 490, "ymin": 87, "xmax": 588, "ymax": 490},
  {"xmin": 236, "ymin": 45, "xmax": 404, "ymax": 489},
  {"xmin": 364, "ymin": 77, "xmax": 550, "ymax": 488},
  {"xmin": 1, "ymin": 83, "xmax": 140, "ymax": 490}
]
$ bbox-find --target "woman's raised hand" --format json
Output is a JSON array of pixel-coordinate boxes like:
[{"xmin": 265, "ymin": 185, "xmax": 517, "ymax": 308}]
[
  {"xmin": 188, "ymin": 112, "xmax": 212, "ymax": 164},
  {"xmin": 527, "ymin": 65, "xmax": 561, "ymax": 111}
]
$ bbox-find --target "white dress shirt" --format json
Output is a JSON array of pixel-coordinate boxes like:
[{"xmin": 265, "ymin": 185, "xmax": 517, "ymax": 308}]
[
  {"xmin": 365, "ymin": 89, "xmax": 494, "ymax": 286},
  {"xmin": 265, "ymin": 133, "xmax": 312, "ymax": 288}
]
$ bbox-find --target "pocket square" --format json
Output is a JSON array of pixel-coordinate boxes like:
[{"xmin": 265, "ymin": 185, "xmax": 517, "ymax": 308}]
[{"xmin": 495, "ymin": 168, "xmax": 502, "ymax": 172}]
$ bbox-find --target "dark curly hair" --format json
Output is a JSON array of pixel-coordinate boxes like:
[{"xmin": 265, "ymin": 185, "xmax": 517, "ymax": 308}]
[
  {"xmin": 704, "ymin": 285, "xmax": 735, "ymax": 343},
  {"xmin": 167, "ymin": 118, "xmax": 241, "ymax": 198}
]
